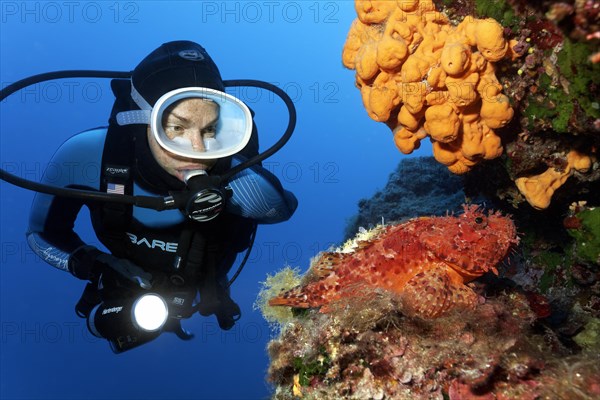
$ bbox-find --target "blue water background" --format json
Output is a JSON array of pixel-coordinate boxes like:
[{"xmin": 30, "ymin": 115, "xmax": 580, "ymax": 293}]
[{"xmin": 0, "ymin": 2, "xmax": 431, "ymax": 399}]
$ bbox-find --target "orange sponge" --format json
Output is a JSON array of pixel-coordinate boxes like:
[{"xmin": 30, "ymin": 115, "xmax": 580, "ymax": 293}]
[{"xmin": 343, "ymin": 0, "xmax": 518, "ymax": 174}]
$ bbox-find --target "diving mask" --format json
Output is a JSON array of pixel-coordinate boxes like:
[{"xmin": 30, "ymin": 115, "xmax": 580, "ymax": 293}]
[{"xmin": 117, "ymin": 86, "xmax": 253, "ymax": 160}]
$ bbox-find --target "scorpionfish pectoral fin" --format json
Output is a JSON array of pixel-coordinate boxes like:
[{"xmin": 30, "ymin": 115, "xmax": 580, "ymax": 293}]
[
  {"xmin": 269, "ymin": 285, "xmax": 313, "ymax": 308},
  {"xmin": 399, "ymin": 262, "xmax": 479, "ymax": 318},
  {"xmin": 305, "ymin": 251, "xmax": 349, "ymax": 281},
  {"xmin": 269, "ymin": 250, "xmax": 357, "ymax": 311},
  {"xmin": 269, "ymin": 271, "xmax": 352, "ymax": 311}
]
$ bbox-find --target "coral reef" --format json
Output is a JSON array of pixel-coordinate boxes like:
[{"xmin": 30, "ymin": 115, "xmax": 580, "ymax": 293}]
[
  {"xmin": 260, "ymin": 222, "xmax": 600, "ymax": 399},
  {"xmin": 259, "ymin": 152, "xmax": 600, "ymax": 398},
  {"xmin": 269, "ymin": 205, "xmax": 518, "ymax": 318},
  {"xmin": 260, "ymin": 186, "xmax": 600, "ymax": 400},
  {"xmin": 342, "ymin": 0, "xmax": 518, "ymax": 174},
  {"xmin": 266, "ymin": 292, "xmax": 540, "ymax": 399}
]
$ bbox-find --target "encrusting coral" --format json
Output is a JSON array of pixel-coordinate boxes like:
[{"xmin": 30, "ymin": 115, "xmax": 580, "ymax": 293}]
[
  {"xmin": 264, "ymin": 290, "xmax": 599, "ymax": 400},
  {"xmin": 342, "ymin": 0, "xmax": 519, "ymax": 174}
]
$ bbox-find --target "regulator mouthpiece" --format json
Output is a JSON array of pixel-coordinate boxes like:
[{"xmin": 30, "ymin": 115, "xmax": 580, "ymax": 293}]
[
  {"xmin": 183, "ymin": 169, "xmax": 207, "ymax": 183},
  {"xmin": 182, "ymin": 170, "xmax": 227, "ymax": 222}
]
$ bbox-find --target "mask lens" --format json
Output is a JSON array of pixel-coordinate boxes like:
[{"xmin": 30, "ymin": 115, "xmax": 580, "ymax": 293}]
[
  {"xmin": 203, "ymin": 137, "xmax": 221, "ymax": 151},
  {"xmin": 151, "ymin": 88, "xmax": 252, "ymax": 160}
]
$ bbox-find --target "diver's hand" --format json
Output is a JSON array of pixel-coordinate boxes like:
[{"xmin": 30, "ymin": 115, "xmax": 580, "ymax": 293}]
[
  {"xmin": 69, "ymin": 245, "xmax": 152, "ymax": 289},
  {"xmin": 95, "ymin": 254, "xmax": 153, "ymax": 289}
]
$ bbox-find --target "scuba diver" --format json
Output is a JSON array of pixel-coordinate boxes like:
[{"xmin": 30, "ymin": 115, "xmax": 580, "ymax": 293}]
[{"xmin": 5, "ymin": 41, "xmax": 298, "ymax": 352}]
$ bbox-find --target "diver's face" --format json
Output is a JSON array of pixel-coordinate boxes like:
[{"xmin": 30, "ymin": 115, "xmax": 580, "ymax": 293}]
[{"xmin": 147, "ymin": 98, "xmax": 219, "ymax": 181}]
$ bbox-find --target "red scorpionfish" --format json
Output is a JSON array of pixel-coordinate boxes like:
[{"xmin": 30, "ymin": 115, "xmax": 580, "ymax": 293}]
[{"xmin": 270, "ymin": 205, "xmax": 519, "ymax": 318}]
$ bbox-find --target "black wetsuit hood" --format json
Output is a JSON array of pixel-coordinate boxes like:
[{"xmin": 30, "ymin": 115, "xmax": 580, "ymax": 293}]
[
  {"xmin": 107, "ymin": 40, "xmax": 236, "ymax": 194},
  {"xmin": 132, "ymin": 40, "xmax": 226, "ymax": 104}
]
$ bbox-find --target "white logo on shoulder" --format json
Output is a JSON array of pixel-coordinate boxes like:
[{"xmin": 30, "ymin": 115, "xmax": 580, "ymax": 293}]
[{"xmin": 179, "ymin": 50, "xmax": 205, "ymax": 61}]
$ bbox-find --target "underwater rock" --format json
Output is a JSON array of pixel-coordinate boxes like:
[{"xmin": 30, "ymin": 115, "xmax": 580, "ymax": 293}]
[
  {"xmin": 261, "ymin": 271, "xmax": 600, "ymax": 399},
  {"xmin": 344, "ymin": 157, "xmax": 465, "ymax": 240},
  {"xmin": 261, "ymin": 196, "xmax": 599, "ymax": 398},
  {"xmin": 259, "ymin": 1, "xmax": 600, "ymax": 397}
]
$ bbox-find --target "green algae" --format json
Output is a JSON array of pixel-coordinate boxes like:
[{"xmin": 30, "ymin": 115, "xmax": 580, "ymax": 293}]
[
  {"xmin": 524, "ymin": 73, "xmax": 571, "ymax": 132},
  {"xmin": 293, "ymin": 350, "xmax": 331, "ymax": 386},
  {"xmin": 474, "ymin": 0, "xmax": 518, "ymax": 29},
  {"xmin": 573, "ymin": 318, "xmax": 600, "ymax": 351},
  {"xmin": 556, "ymin": 39, "xmax": 600, "ymax": 121},
  {"xmin": 525, "ymin": 39, "xmax": 600, "ymax": 133},
  {"xmin": 568, "ymin": 208, "xmax": 600, "ymax": 265},
  {"xmin": 536, "ymin": 251, "xmax": 566, "ymax": 293}
]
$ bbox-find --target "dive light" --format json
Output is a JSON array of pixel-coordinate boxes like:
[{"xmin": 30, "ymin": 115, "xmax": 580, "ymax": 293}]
[
  {"xmin": 88, "ymin": 292, "xmax": 168, "ymax": 353},
  {"xmin": 132, "ymin": 294, "xmax": 169, "ymax": 331},
  {"xmin": 87, "ymin": 272, "xmax": 198, "ymax": 353}
]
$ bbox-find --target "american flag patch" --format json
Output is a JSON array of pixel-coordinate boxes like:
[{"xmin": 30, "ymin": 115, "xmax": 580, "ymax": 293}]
[{"xmin": 107, "ymin": 183, "xmax": 125, "ymax": 194}]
